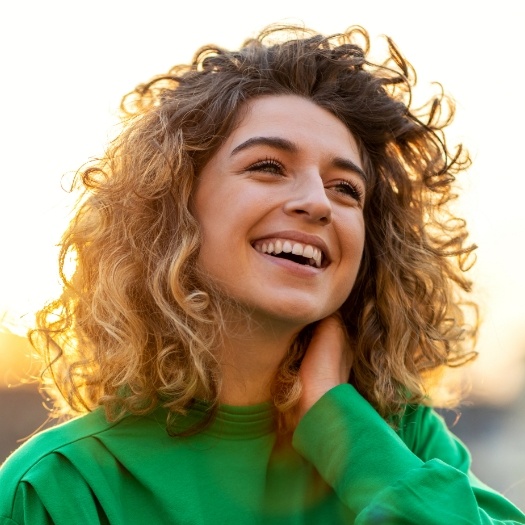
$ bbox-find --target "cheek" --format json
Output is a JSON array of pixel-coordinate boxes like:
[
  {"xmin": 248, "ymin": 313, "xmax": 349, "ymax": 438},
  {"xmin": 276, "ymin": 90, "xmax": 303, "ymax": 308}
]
[
  {"xmin": 335, "ymin": 218, "xmax": 366, "ymax": 300},
  {"xmin": 340, "ymin": 215, "xmax": 366, "ymax": 262},
  {"xmin": 194, "ymin": 202, "xmax": 247, "ymax": 275}
]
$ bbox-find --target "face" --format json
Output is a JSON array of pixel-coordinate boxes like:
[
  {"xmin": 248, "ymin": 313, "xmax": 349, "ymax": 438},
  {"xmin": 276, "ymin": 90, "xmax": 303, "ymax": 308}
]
[{"xmin": 193, "ymin": 95, "xmax": 366, "ymax": 329}]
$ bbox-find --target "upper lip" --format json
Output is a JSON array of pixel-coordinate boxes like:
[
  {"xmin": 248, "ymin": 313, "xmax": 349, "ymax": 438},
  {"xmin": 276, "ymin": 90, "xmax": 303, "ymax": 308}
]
[{"xmin": 251, "ymin": 230, "xmax": 331, "ymax": 263}]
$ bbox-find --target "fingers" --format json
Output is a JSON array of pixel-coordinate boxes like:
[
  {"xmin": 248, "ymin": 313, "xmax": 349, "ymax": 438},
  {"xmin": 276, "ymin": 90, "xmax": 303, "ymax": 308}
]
[{"xmin": 296, "ymin": 313, "xmax": 353, "ymax": 421}]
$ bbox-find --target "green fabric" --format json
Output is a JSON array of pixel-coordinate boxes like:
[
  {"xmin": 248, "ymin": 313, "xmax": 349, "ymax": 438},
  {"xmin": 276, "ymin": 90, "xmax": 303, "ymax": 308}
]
[{"xmin": 0, "ymin": 384, "xmax": 523, "ymax": 524}]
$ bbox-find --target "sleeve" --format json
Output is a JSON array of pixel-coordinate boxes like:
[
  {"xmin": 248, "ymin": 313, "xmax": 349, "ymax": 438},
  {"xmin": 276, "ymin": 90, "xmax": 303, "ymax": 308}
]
[
  {"xmin": 0, "ymin": 483, "xmax": 53, "ymax": 525},
  {"xmin": 292, "ymin": 383, "xmax": 525, "ymax": 524},
  {"xmin": 0, "ymin": 452, "xmax": 103, "ymax": 525}
]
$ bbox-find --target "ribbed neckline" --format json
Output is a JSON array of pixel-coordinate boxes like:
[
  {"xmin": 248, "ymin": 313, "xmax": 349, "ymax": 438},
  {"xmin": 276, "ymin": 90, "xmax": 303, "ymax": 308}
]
[
  {"xmin": 152, "ymin": 400, "xmax": 277, "ymax": 440},
  {"xmin": 190, "ymin": 400, "xmax": 276, "ymax": 440}
]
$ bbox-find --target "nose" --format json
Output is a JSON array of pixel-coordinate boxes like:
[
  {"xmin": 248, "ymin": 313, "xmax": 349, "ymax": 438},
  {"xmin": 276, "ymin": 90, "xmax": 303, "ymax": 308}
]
[{"xmin": 283, "ymin": 171, "xmax": 332, "ymax": 224}]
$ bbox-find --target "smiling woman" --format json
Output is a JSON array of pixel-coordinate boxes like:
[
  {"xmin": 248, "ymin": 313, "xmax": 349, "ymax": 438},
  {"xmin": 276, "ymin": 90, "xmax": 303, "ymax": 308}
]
[
  {"xmin": 0, "ymin": 24, "xmax": 524, "ymax": 524},
  {"xmin": 194, "ymin": 96, "xmax": 365, "ymax": 332}
]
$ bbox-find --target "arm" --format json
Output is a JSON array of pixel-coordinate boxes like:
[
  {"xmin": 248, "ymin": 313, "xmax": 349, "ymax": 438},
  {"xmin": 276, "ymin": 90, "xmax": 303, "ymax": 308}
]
[
  {"xmin": 293, "ymin": 316, "xmax": 525, "ymax": 524},
  {"xmin": 293, "ymin": 383, "xmax": 525, "ymax": 524},
  {"xmin": 0, "ymin": 453, "xmax": 101, "ymax": 525}
]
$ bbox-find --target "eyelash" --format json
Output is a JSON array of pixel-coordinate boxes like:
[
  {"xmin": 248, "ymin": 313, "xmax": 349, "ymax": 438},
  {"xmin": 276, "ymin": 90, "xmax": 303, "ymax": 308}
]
[
  {"xmin": 329, "ymin": 180, "xmax": 364, "ymax": 203},
  {"xmin": 246, "ymin": 158, "xmax": 364, "ymax": 203},
  {"xmin": 246, "ymin": 157, "xmax": 284, "ymax": 174}
]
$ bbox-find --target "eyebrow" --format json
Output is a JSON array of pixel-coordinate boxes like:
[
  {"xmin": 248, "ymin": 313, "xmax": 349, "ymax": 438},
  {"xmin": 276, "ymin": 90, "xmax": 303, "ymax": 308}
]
[
  {"xmin": 230, "ymin": 135, "xmax": 368, "ymax": 183},
  {"xmin": 330, "ymin": 156, "xmax": 368, "ymax": 184},
  {"xmin": 231, "ymin": 136, "xmax": 298, "ymax": 156}
]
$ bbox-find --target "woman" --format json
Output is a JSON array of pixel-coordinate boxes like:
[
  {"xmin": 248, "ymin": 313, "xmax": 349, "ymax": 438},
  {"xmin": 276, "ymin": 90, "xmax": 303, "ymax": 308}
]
[{"xmin": 1, "ymin": 25, "xmax": 523, "ymax": 524}]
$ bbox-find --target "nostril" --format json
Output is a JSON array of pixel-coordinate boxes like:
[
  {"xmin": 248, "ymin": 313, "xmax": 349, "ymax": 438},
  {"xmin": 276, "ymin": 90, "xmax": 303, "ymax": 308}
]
[
  {"xmin": 291, "ymin": 208, "xmax": 331, "ymax": 223},
  {"xmin": 283, "ymin": 190, "xmax": 333, "ymax": 224}
]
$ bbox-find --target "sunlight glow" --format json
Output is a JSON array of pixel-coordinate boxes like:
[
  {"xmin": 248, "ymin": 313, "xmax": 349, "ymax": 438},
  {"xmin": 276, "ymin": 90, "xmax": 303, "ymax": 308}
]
[{"xmin": 1, "ymin": 1, "xmax": 524, "ymax": 401}]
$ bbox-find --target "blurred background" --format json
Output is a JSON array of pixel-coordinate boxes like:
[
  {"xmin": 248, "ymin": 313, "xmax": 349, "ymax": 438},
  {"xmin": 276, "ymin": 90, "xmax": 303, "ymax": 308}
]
[{"xmin": 1, "ymin": 0, "xmax": 524, "ymax": 509}]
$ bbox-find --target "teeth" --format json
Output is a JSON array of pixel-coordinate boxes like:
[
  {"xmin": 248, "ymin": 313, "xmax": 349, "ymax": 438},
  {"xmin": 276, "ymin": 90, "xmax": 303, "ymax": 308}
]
[
  {"xmin": 255, "ymin": 239, "xmax": 325, "ymax": 268},
  {"xmin": 314, "ymin": 248, "xmax": 321, "ymax": 267},
  {"xmin": 292, "ymin": 243, "xmax": 303, "ymax": 256},
  {"xmin": 282, "ymin": 241, "xmax": 293, "ymax": 253}
]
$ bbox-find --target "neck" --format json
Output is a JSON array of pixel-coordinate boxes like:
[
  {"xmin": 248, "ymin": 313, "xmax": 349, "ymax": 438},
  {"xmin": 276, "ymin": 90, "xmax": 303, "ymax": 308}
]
[{"xmin": 217, "ymin": 314, "xmax": 304, "ymax": 406}]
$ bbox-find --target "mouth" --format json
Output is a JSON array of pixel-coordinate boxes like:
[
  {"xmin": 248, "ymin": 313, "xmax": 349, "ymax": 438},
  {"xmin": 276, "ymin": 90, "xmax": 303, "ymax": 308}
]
[{"xmin": 252, "ymin": 238, "xmax": 328, "ymax": 269}]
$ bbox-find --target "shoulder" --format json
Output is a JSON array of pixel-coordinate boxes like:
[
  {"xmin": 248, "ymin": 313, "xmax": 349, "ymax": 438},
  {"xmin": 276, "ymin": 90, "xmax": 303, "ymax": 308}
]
[
  {"xmin": 0, "ymin": 407, "xmax": 173, "ymax": 523},
  {"xmin": 397, "ymin": 403, "xmax": 472, "ymax": 471},
  {"xmin": 1, "ymin": 408, "xmax": 104, "ymax": 476},
  {"xmin": 1, "ymin": 409, "xmax": 114, "ymax": 478},
  {"xmin": 0, "ymin": 408, "xmax": 148, "ymax": 520}
]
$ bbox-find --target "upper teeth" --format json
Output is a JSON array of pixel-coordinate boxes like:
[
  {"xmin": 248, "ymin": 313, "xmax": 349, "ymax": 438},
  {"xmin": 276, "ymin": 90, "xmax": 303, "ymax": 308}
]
[{"xmin": 254, "ymin": 239, "xmax": 323, "ymax": 268}]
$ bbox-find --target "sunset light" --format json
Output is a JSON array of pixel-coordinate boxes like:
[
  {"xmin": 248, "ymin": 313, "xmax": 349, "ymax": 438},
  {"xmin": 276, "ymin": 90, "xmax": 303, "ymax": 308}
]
[
  {"xmin": 0, "ymin": 0, "xmax": 525, "ymax": 508},
  {"xmin": 1, "ymin": 1, "xmax": 524, "ymax": 403}
]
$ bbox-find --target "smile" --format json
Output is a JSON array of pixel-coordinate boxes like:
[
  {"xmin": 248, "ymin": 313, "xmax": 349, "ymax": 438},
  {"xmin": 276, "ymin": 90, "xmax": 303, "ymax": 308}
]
[{"xmin": 252, "ymin": 238, "xmax": 325, "ymax": 268}]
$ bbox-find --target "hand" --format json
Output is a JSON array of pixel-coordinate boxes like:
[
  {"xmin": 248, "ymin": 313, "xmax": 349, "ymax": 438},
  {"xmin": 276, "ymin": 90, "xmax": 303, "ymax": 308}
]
[{"xmin": 296, "ymin": 313, "xmax": 353, "ymax": 422}]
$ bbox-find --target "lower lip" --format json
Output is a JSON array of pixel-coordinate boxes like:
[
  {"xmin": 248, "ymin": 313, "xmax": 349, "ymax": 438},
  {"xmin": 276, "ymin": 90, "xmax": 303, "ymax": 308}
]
[{"xmin": 254, "ymin": 250, "xmax": 324, "ymax": 276}]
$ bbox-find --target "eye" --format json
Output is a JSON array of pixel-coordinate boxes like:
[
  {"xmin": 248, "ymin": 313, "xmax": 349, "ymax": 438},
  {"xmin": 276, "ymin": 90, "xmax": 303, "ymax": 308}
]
[
  {"xmin": 246, "ymin": 157, "xmax": 284, "ymax": 175},
  {"xmin": 328, "ymin": 180, "xmax": 364, "ymax": 204}
]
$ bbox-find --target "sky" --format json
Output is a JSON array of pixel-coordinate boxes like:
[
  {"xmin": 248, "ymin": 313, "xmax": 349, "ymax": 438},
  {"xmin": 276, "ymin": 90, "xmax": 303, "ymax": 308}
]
[{"xmin": 1, "ymin": 0, "xmax": 524, "ymax": 402}]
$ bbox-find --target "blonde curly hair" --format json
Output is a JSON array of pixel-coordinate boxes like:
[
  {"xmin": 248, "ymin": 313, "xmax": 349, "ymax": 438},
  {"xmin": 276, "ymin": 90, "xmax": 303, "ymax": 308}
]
[{"xmin": 31, "ymin": 25, "xmax": 478, "ymax": 433}]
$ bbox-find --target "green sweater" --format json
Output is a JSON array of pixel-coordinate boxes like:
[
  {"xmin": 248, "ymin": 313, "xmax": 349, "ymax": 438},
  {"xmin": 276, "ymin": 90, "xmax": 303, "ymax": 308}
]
[{"xmin": 0, "ymin": 384, "xmax": 523, "ymax": 524}]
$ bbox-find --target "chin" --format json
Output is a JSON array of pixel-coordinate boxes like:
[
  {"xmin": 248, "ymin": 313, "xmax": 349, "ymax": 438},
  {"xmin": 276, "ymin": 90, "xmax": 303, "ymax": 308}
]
[{"xmin": 251, "ymin": 301, "xmax": 340, "ymax": 329}]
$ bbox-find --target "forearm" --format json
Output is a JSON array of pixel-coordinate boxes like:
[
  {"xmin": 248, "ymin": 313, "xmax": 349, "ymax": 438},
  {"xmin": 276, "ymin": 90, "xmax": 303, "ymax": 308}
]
[{"xmin": 293, "ymin": 384, "xmax": 525, "ymax": 524}]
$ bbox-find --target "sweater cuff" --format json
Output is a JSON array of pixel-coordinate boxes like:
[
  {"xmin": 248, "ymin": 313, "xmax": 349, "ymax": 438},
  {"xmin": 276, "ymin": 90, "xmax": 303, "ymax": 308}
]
[{"xmin": 292, "ymin": 384, "xmax": 423, "ymax": 514}]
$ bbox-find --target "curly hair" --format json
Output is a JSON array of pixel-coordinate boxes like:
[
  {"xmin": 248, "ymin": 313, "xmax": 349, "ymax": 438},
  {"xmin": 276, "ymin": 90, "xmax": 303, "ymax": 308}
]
[{"xmin": 31, "ymin": 24, "xmax": 478, "ymax": 432}]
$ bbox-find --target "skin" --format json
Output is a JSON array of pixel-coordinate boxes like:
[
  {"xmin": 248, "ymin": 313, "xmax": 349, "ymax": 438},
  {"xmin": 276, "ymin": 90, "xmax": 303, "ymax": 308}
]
[
  {"xmin": 193, "ymin": 95, "xmax": 365, "ymax": 418},
  {"xmin": 297, "ymin": 313, "xmax": 353, "ymax": 420}
]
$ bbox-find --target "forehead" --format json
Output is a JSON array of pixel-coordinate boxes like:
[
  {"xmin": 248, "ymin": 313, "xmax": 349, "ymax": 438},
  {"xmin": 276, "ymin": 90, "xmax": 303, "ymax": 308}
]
[{"xmin": 224, "ymin": 94, "xmax": 363, "ymax": 160}]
